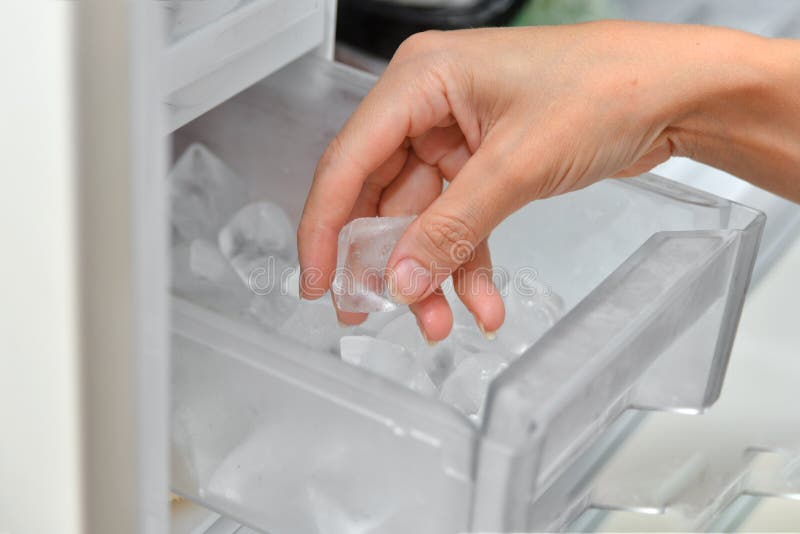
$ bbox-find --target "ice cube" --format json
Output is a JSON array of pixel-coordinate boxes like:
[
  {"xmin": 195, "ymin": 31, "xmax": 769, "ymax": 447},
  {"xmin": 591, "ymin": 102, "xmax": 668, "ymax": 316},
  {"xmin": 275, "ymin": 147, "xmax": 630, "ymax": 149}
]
[
  {"xmin": 306, "ymin": 441, "xmax": 424, "ymax": 534},
  {"xmin": 450, "ymin": 324, "xmax": 507, "ymax": 358},
  {"xmin": 354, "ymin": 307, "xmax": 406, "ymax": 337},
  {"xmin": 436, "ymin": 284, "xmax": 512, "ymax": 362},
  {"xmin": 280, "ymin": 297, "xmax": 348, "ymax": 354},
  {"xmin": 438, "ymin": 277, "xmax": 510, "ymax": 355},
  {"xmin": 307, "ymin": 479, "xmax": 390, "ymax": 534},
  {"xmin": 332, "ymin": 216, "xmax": 415, "ymax": 313},
  {"xmin": 171, "ymin": 241, "xmax": 251, "ymax": 317},
  {"xmin": 377, "ymin": 313, "xmax": 457, "ymax": 387},
  {"xmin": 376, "ymin": 313, "xmax": 427, "ymax": 351},
  {"xmin": 498, "ymin": 277, "xmax": 564, "ymax": 356},
  {"xmin": 448, "ymin": 291, "xmax": 475, "ymax": 329},
  {"xmin": 243, "ymin": 260, "xmax": 301, "ymax": 299},
  {"xmin": 247, "ymin": 293, "xmax": 301, "ymax": 330},
  {"xmin": 339, "ymin": 336, "xmax": 437, "ymax": 396},
  {"xmin": 218, "ymin": 201, "xmax": 296, "ymax": 288},
  {"xmin": 170, "ymin": 143, "xmax": 248, "ymax": 242},
  {"xmin": 205, "ymin": 426, "xmax": 274, "ymax": 505},
  {"xmin": 439, "ymin": 353, "xmax": 508, "ymax": 420},
  {"xmin": 230, "ymin": 254, "xmax": 298, "ymax": 299},
  {"xmin": 189, "ymin": 238, "xmax": 237, "ymax": 284}
]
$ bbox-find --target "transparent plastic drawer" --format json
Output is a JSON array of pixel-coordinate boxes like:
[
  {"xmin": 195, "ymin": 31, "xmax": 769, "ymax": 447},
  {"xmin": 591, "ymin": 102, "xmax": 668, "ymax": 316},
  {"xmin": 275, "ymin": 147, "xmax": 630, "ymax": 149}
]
[
  {"xmin": 558, "ymin": 239, "xmax": 800, "ymax": 533},
  {"xmin": 170, "ymin": 55, "xmax": 765, "ymax": 533}
]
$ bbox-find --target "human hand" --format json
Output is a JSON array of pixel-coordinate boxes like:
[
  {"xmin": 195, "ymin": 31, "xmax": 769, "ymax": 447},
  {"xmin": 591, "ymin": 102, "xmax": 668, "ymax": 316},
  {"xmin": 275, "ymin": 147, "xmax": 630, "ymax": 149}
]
[{"xmin": 298, "ymin": 21, "xmax": 786, "ymax": 341}]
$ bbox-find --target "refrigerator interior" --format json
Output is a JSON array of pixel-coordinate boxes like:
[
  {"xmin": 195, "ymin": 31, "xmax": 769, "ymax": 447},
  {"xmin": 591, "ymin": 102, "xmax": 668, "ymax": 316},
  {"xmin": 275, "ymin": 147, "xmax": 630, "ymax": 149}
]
[
  {"xmin": 164, "ymin": 0, "xmax": 799, "ymax": 532},
  {"xmin": 167, "ymin": 53, "xmax": 766, "ymax": 532}
]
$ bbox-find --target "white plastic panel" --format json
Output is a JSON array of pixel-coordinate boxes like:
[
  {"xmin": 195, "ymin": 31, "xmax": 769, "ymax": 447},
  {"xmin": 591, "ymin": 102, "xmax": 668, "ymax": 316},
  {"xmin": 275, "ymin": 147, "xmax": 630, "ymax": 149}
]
[
  {"xmin": 163, "ymin": 0, "xmax": 326, "ymax": 132},
  {"xmin": 569, "ymin": 240, "xmax": 800, "ymax": 532}
]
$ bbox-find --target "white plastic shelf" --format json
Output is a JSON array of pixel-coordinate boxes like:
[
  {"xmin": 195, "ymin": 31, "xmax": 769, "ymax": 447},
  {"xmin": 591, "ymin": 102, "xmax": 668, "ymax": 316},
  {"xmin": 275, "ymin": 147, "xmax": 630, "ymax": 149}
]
[{"xmin": 162, "ymin": 0, "xmax": 326, "ymax": 133}]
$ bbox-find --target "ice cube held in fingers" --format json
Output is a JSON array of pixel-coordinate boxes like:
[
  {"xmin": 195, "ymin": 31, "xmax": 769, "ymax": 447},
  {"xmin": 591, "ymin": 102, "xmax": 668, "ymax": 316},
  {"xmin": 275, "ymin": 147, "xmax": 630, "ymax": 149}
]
[{"xmin": 332, "ymin": 216, "xmax": 415, "ymax": 313}]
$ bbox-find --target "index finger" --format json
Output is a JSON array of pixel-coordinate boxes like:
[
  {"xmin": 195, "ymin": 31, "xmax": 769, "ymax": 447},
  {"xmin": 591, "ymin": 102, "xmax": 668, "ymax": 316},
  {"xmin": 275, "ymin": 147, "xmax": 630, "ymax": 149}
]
[{"xmin": 298, "ymin": 66, "xmax": 454, "ymax": 298}]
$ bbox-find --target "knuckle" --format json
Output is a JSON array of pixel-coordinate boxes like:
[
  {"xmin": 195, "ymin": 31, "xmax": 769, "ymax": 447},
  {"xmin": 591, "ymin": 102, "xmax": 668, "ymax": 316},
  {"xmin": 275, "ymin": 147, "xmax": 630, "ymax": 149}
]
[
  {"xmin": 316, "ymin": 133, "xmax": 347, "ymax": 175},
  {"xmin": 395, "ymin": 30, "xmax": 446, "ymax": 60},
  {"xmin": 420, "ymin": 213, "xmax": 478, "ymax": 264},
  {"xmin": 321, "ymin": 131, "xmax": 371, "ymax": 179}
]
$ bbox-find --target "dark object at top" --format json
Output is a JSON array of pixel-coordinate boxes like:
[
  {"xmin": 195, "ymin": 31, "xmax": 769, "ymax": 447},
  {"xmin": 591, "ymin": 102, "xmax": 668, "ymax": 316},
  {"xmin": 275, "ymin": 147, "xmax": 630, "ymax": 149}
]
[{"xmin": 337, "ymin": 0, "xmax": 528, "ymax": 59}]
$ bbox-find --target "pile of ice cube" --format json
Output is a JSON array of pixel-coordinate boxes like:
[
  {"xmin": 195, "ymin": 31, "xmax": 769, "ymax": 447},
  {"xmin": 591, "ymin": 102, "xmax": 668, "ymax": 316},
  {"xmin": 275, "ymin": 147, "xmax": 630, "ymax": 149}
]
[
  {"xmin": 337, "ymin": 272, "xmax": 563, "ymax": 422},
  {"xmin": 170, "ymin": 143, "xmax": 564, "ymax": 423}
]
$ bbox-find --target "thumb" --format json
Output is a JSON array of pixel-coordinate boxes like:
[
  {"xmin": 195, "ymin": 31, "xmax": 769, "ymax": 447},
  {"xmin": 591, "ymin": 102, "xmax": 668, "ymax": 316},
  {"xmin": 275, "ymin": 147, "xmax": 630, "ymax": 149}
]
[{"xmin": 385, "ymin": 144, "xmax": 528, "ymax": 304}]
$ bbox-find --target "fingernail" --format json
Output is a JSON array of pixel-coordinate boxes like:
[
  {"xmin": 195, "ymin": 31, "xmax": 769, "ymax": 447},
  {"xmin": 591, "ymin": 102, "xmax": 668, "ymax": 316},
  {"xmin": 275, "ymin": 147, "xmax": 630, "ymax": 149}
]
[
  {"xmin": 337, "ymin": 320, "xmax": 349, "ymax": 328},
  {"xmin": 477, "ymin": 320, "xmax": 496, "ymax": 340},
  {"xmin": 387, "ymin": 258, "xmax": 431, "ymax": 304}
]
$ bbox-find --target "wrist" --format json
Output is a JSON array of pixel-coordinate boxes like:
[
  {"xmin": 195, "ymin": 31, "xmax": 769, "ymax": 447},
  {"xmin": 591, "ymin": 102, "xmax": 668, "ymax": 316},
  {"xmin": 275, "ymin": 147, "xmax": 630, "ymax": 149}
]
[{"xmin": 667, "ymin": 28, "xmax": 799, "ymax": 182}]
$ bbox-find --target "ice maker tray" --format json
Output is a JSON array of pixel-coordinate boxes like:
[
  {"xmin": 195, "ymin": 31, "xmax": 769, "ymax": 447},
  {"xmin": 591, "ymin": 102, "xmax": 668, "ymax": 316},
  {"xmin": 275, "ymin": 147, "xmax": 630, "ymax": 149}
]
[{"xmin": 170, "ymin": 55, "xmax": 764, "ymax": 533}]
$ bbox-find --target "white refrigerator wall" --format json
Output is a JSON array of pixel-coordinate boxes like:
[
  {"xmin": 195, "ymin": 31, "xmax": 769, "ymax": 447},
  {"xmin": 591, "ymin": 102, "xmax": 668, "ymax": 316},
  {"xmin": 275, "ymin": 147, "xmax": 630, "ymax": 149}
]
[
  {"xmin": 0, "ymin": 4, "xmax": 83, "ymax": 534},
  {"xmin": 1, "ymin": 2, "xmax": 170, "ymax": 534}
]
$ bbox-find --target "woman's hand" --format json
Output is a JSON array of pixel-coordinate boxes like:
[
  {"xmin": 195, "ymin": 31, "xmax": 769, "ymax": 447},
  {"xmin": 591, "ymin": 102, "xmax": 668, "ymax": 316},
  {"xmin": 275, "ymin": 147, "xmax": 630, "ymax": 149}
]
[{"xmin": 297, "ymin": 21, "xmax": 796, "ymax": 341}]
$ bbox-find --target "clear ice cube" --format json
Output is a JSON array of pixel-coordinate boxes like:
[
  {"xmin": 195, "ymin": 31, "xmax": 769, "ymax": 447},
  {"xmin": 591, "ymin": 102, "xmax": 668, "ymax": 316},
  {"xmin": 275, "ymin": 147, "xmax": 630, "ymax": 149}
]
[
  {"xmin": 205, "ymin": 426, "xmax": 272, "ymax": 504},
  {"xmin": 355, "ymin": 307, "xmax": 406, "ymax": 338},
  {"xmin": 306, "ymin": 440, "xmax": 426, "ymax": 534},
  {"xmin": 447, "ymin": 288, "xmax": 475, "ymax": 328},
  {"xmin": 497, "ymin": 277, "xmax": 564, "ymax": 356},
  {"xmin": 247, "ymin": 293, "xmax": 301, "ymax": 330},
  {"xmin": 439, "ymin": 353, "xmax": 508, "ymax": 420},
  {"xmin": 438, "ymin": 277, "xmax": 513, "ymax": 361},
  {"xmin": 171, "ymin": 241, "xmax": 251, "ymax": 317},
  {"xmin": 218, "ymin": 201, "xmax": 296, "ymax": 289},
  {"xmin": 281, "ymin": 298, "xmax": 348, "ymax": 355},
  {"xmin": 170, "ymin": 143, "xmax": 248, "ymax": 242},
  {"xmin": 339, "ymin": 336, "xmax": 437, "ymax": 396},
  {"xmin": 332, "ymin": 216, "xmax": 415, "ymax": 313},
  {"xmin": 377, "ymin": 313, "xmax": 457, "ymax": 387},
  {"xmin": 307, "ymin": 475, "xmax": 392, "ymax": 534},
  {"xmin": 450, "ymin": 324, "xmax": 505, "ymax": 358},
  {"xmin": 189, "ymin": 238, "xmax": 237, "ymax": 284}
]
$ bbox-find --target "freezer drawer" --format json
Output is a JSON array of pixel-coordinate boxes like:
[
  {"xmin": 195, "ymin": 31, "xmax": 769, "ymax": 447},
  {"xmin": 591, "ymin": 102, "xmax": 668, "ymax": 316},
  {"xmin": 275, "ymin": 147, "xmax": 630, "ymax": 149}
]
[{"xmin": 170, "ymin": 55, "xmax": 764, "ymax": 533}]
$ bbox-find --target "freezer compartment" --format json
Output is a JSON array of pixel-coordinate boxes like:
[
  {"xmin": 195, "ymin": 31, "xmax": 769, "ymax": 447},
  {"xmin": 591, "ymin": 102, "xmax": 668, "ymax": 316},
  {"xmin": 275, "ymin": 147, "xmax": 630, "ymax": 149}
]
[
  {"xmin": 162, "ymin": 0, "xmax": 326, "ymax": 132},
  {"xmin": 170, "ymin": 55, "xmax": 764, "ymax": 532}
]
